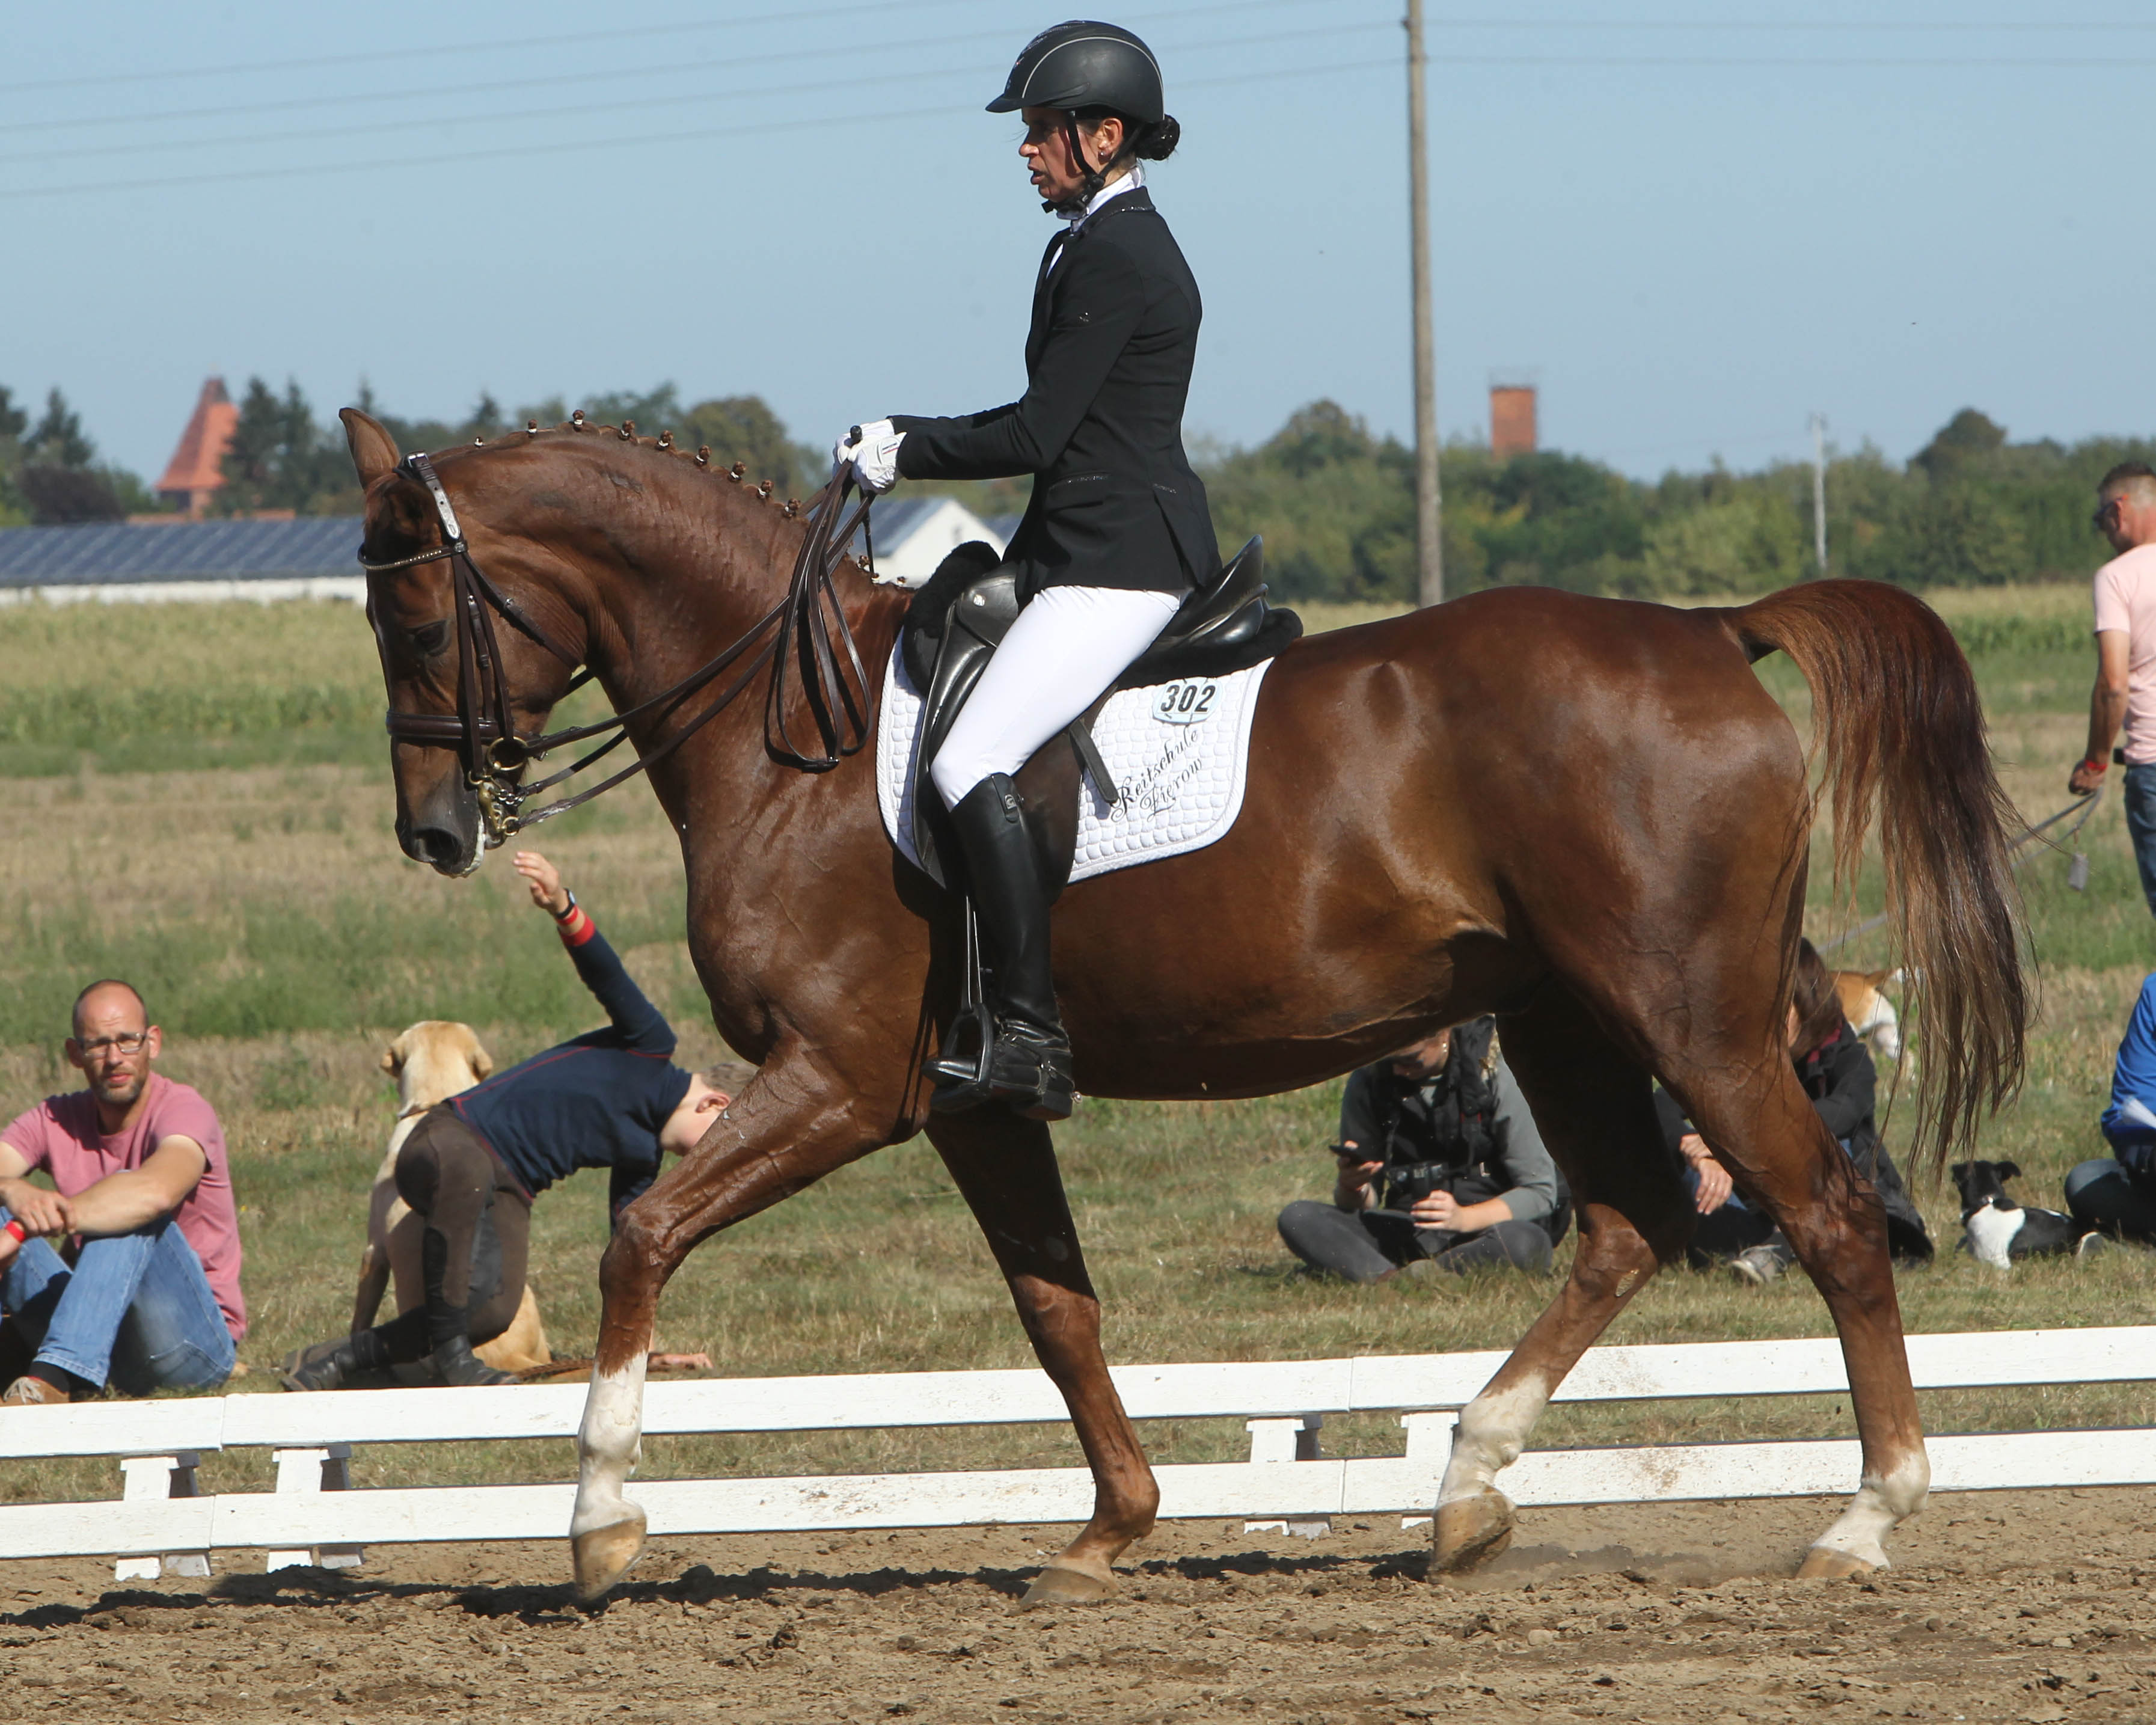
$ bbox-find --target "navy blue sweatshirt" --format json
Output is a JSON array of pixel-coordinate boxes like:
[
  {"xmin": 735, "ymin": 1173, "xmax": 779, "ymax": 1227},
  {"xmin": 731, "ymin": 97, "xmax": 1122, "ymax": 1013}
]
[{"xmin": 450, "ymin": 909, "xmax": 693, "ymax": 1221}]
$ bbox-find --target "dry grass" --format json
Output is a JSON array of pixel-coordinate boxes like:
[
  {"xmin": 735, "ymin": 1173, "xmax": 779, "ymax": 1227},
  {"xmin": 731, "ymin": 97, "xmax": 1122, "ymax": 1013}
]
[{"xmin": 0, "ymin": 584, "xmax": 2148, "ymax": 1508}]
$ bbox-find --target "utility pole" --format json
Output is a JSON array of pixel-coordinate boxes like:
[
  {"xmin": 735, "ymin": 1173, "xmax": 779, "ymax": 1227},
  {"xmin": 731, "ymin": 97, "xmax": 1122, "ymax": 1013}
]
[
  {"xmin": 1407, "ymin": 0, "xmax": 1442, "ymax": 606},
  {"xmin": 1810, "ymin": 411, "xmax": 1828, "ymax": 575}
]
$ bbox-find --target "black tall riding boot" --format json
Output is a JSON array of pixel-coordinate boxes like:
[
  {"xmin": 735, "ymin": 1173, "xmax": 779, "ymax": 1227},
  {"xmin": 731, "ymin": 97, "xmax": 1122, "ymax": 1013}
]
[
  {"xmin": 420, "ymin": 1224, "xmax": 513, "ymax": 1387},
  {"xmin": 934, "ymin": 773, "xmax": 1075, "ymax": 1121}
]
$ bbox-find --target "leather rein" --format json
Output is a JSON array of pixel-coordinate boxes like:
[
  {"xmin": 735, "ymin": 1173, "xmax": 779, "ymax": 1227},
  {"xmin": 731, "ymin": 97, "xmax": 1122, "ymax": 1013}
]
[{"xmin": 361, "ymin": 449, "xmax": 877, "ymax": 847}]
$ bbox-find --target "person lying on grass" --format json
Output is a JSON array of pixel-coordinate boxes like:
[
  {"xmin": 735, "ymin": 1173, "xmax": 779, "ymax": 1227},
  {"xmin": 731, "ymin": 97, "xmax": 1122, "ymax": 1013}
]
[
  {"xmin": 280, "ymin": 851, "xmax": 731, "ymax": 1390},
  {"xmin": 0, "ymin": 979, "xmax": 246, "ymax": 1404}
]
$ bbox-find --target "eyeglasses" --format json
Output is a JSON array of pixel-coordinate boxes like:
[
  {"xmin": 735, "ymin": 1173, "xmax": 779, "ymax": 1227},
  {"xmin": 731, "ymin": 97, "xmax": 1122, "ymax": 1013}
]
[
  {"xmin": 76, "ymin": 1031, "xmax": 149, "ymax": 1057},
  {"xmin": 2093, "ymin": 498, "xmax": 2124, "ymax": 532}
]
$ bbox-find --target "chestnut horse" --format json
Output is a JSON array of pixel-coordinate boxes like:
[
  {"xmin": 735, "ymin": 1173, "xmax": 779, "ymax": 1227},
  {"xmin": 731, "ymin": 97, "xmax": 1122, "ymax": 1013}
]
[{"xmin": 341, "ymin": 409, "xmax": 2024, "ymax": 1604}]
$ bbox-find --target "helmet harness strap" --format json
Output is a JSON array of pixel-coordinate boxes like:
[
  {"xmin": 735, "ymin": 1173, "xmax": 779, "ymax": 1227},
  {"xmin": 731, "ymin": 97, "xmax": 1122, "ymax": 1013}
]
[{"xmin": 1051, "ymin": 110, "xmax": 1111, "ymax": 216}]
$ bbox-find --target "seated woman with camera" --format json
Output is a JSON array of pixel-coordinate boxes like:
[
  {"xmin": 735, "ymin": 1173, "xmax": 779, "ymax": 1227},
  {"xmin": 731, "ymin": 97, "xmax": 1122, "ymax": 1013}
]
[{"xmin": 1277, "ymin": 1017, "xmax": 1570, "ymax": 1283}]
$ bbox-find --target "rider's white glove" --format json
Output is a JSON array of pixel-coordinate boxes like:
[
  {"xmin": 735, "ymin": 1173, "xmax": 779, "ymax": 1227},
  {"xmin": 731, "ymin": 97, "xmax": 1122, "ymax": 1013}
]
[{"xmin": 836, "ymin": 418, "xmax": 904, "ymax": 495}]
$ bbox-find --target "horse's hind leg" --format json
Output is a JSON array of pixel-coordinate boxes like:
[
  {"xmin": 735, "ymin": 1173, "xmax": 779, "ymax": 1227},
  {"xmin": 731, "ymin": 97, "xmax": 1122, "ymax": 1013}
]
[
  {"xmin": 1433, "ymin": 988, "xmax": 1693, "ymax": 1573},
  {"xmin": 1677, "ymin": 1061, "xmax": 1928, "ymax": 1577},
  {"xmin": 927, "ymin": 1109, "xmax": 1159, "ymax": 1607}
]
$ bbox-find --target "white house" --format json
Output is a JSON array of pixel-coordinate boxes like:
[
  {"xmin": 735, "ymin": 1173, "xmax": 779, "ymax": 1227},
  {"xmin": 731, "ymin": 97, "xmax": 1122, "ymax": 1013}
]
[{"xmin": 853, "ymin": 495, "xmax": 1008, "ymax": 589}]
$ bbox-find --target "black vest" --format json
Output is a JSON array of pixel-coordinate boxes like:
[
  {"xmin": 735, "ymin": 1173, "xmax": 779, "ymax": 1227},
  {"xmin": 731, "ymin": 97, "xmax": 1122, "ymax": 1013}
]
[{"xmin": 1373, "ymin": 1019, "xmax": 1504, "ymax": 1211}]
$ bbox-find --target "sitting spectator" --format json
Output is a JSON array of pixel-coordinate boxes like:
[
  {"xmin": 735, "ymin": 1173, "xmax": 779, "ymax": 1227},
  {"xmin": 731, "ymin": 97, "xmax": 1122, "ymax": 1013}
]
[
  {"xmin": 1278, "ymin": 1017, "xmax": 1570, "ymax": 1283},
  {"xmin": 2063, "ymin": 970, "xmax": 2156, "ymax": 1243},
  {"xmin": 1660, "ymin": 939, "xmax": 1932, "ymax": 1285},
  {"xmin": 280, "ymin": 851, "xmax": 732, "ymax": 1391},
  {"xmin": 0, "ymin": 980, "xmax": 245, "ymax": 1403}
]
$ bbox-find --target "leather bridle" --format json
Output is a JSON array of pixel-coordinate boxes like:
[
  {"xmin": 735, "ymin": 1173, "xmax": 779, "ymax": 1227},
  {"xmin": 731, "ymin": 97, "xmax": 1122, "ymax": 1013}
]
[{"xmin": 362, "ymin": 449, "xmax": 877, "ymax": 848}]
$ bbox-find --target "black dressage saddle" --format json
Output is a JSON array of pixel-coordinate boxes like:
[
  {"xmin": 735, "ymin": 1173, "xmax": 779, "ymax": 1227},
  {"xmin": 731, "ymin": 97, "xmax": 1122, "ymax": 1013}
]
[{"xmin": 898, "ymin": 536, "xmax": 1301, "ymax": 886}]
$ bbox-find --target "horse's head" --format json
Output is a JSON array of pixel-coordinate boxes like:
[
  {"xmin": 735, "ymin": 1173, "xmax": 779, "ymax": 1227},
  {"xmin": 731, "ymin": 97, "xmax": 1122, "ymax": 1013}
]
[{"xmin": 342, "ymin": 408, "xmax": 587, "ymax": 877}]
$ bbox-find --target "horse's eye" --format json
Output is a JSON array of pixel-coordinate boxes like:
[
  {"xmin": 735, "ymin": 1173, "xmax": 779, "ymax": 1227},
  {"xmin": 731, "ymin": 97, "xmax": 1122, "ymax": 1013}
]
[{"xmin": 407, "ymin": 620, "xmax": 450, "ymax": 656}]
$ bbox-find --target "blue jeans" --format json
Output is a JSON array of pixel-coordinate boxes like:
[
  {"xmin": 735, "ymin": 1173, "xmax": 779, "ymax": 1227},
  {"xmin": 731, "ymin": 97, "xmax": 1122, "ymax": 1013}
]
[
  {"xmin": 2122, "ymin": 764, "xmax": 2156, "ymax": 918},
  {"xmin": 0, "ymin": 1209, "xmax": 234, "ymax": 1394}
]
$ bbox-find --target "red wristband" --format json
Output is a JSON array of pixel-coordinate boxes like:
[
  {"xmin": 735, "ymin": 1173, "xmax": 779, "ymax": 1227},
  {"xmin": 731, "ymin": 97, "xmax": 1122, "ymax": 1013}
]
[
  {"xmin": 2080, "ymin": 756, "xmax": 2110, "ymax": 774},
  {"xmin": 2, "ymin": 1219, "xmax": 26, "ymax": 1243}
]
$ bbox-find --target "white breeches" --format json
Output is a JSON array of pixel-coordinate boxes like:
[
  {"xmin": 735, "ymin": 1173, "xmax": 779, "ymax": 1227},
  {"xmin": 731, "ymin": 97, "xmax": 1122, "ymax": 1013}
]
[{"xmin": 929, "ymin": 584, "xmax": 1182, "ymax": 808}]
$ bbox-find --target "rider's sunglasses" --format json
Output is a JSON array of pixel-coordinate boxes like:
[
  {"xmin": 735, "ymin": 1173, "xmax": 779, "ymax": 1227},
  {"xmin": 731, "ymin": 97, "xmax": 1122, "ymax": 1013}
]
[
  {"xmin": 2093, "ymin": 497, "xmax": 2124, "ymax": 532},
  {"xmin": 76, "ymin": 1030, "xmax": 149, "ymax": 1058}
]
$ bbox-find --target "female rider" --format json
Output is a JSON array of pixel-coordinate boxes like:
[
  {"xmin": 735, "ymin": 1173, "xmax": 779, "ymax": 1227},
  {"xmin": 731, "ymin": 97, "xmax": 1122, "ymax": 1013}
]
[{"xmin": 837, "ymin": 20, "xmax": 1218, "ymax": 1123}]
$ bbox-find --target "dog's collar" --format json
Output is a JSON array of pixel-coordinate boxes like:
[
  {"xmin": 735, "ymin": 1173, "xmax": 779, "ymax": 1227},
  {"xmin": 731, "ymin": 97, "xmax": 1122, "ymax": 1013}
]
[{"xmin": 397, "ymin": 1102, "xmax": 436, "ymax": 1121}]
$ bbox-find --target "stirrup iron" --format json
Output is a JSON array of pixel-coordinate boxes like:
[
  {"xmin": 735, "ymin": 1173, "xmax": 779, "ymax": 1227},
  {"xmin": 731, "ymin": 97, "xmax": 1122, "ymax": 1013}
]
[{"xmin": 926, "ymin": 896, "xmax": 996, "ymax": 1111}]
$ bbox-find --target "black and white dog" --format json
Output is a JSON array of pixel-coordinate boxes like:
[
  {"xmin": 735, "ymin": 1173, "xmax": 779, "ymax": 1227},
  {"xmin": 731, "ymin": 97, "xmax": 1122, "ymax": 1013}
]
[{"xmin": 1950, "ymin": 1160, "xmax": 2079, "ymax": 1267}]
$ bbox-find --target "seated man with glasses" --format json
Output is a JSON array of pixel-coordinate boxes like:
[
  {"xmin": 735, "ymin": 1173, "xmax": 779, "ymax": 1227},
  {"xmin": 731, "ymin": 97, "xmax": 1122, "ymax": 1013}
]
[
  {"xmin": 0, "ymin": 979, "xmax": 245, "ymax": 1403},
  {"xmin": 2070, "ymin": 462, "xmax": 2156, "ymax": 916}
]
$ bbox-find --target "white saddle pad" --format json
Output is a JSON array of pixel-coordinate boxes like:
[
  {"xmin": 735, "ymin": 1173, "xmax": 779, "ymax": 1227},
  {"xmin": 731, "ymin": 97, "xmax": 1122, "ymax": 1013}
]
[{"xmin": 875, "ymin": 645, "xmax": 1276, "ymax": 885}]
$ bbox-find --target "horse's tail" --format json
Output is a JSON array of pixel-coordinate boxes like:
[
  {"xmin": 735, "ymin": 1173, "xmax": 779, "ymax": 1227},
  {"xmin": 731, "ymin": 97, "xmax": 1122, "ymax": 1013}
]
[{"xmin": 1718, "ymin": 578, "xmax": 2026, "ymax": 1172}]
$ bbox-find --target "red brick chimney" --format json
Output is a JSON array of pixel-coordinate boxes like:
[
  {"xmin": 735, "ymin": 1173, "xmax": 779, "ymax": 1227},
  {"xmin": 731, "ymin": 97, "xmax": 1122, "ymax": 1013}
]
[{"xmin": 1490, "ymin": 384, "xmax": 1537, "ymax": 460}]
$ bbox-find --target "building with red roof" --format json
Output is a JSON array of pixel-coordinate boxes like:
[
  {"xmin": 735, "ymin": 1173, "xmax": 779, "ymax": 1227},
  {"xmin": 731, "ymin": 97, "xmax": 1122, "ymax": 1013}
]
[{"xmin": 156, "ymin": 377, "xmax": 239, "ymax": 518}]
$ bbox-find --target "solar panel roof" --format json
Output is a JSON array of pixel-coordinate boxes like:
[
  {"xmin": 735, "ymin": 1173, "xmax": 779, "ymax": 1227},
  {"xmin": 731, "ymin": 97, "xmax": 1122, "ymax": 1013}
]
[{"xmin": 0, "ymin": 517, "xmax": 364, "ymax": 588}]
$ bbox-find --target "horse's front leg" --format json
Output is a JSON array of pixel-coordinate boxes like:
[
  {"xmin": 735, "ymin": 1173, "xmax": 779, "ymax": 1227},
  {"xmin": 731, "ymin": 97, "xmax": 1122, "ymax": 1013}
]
[
  {"xmin": 927, "ymin": 1109, "xmax": 1159, "ymax": 1606},
  {"xmin": 571, "ymin": 1058, "xmax": 898, "ymax": 1598}
]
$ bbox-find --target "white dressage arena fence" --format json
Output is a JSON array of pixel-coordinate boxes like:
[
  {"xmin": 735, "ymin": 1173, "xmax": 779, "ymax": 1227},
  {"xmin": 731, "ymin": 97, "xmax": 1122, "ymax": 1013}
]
[{"xmin": 2, "ymin": 1325, "xmax": 2154, "ymax": 1581}]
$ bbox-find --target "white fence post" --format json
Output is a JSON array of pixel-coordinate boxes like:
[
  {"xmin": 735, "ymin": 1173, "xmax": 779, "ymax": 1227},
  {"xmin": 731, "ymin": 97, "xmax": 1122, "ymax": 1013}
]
[
  {"xmin": 1243, "ymin": 1414, "xmax": 1330, "ymax": 1539},
  {"xmin": 114, "ymin": 1453, "xmax": 207, "ymax": 1581},
  {"xmin": 1396, "ymin": 1409, "xmax": 1457, "ymax": 1529},
  {"xmin": 265, "ymin": 1445, "xmax": 363, "ymax": 1571}
]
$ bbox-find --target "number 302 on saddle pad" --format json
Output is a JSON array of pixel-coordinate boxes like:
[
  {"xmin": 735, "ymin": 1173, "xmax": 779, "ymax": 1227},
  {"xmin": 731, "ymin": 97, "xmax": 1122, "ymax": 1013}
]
[{"xmin": 877, "ymin": 651, "xmax": 1278, "ymax": 886}]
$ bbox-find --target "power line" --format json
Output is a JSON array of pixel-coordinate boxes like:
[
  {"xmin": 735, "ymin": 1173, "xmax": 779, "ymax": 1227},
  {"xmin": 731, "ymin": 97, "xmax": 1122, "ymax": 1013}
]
[
  {"xmin": 0, "ymin": 0, "xmax": 1348, "ymax": 120},
  {"xmin": 0, "ymin": 56, "xmax": 1401, "ymax": 204},
  {"xmin": 0, "ymin": 19, "xmax": 1396, "ymax": 168},
  {"xmin": 0, "ymin": 0, "xmax": 970, "ymax": 97}
]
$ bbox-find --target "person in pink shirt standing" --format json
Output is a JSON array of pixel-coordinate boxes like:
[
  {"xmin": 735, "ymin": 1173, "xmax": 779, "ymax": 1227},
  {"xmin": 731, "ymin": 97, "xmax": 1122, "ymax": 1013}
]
[
  {"xmin": 2070, "ymin": 462, "xmax": 2156, "ymax": 914},
  {"xmin": 0, "ymin": 979, "xmax": 245, "ymax": 1404}
]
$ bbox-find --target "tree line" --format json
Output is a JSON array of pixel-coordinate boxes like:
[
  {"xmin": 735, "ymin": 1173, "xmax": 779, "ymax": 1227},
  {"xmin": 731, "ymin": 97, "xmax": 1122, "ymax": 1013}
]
[{"xmin": 2, "ymin": 376, "xmax": 2142, "ymax": 600}]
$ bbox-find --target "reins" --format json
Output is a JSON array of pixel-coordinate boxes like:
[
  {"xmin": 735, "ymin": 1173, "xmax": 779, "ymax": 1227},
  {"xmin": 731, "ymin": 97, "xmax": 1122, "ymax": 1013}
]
[{"xmin": 363, "ymin": 449, "xmax": 878, "ymax": 845}]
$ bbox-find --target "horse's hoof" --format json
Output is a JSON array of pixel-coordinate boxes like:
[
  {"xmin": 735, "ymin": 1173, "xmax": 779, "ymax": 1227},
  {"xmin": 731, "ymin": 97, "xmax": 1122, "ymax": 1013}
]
[
  {"xmin": 1430, "ymin": 1491, "xmax": 1515, "ymax": 1576},
  {"xmin": 1795, "ymin": 1545, "xmax": 1878, "ymax": 1581},
  {"xmin": 571, "ymin": 1509, "xmax": 648, "ymax": 1601},
  {"xmin": 1020, "ymin": 1560, "xmax": 1117, "ymax": 1608}
]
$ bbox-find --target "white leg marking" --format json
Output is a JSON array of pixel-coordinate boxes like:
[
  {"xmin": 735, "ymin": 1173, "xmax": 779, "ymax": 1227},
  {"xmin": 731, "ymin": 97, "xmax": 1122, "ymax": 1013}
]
[
  {"xmin": 571, "ymin": 1355, "xmax": 649, "ymax": 1537},
  {"xmin": 1437, "ymin": 1377, "xmax": 1552, "ymax": 1506},
  {"xmin": 1811, "ymin": 1450, "xmax": 1930, "ymax": 1569}
]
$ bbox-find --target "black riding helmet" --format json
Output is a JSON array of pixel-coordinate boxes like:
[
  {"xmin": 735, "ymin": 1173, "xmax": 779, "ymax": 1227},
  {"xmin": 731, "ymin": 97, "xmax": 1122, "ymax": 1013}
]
[
  {"xmin": 988, "ymin": 22, "xmax": 1176, "ymax": 213},
  {"xmin": 987, "ymin": 20, "xmax": 1165, "ymax": 123}
]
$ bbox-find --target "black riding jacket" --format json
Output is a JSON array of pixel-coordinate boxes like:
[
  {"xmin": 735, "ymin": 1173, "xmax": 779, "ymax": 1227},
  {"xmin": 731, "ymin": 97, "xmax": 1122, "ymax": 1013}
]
[{"xmin": 891, "ymin": 185, "xmax": 1220, "ymax": 599}]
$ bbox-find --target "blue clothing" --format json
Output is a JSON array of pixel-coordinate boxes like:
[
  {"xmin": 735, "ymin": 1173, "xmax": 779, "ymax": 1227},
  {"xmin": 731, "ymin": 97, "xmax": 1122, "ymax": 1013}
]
[
  {"xmin": 450, "ymin": 925, "xmax": 693, "ymax": 1218},
  {"xmin": 2100, "ymin": 973, "xmax": 2156, "ymax": 1167},
  {"xmin": 2122, "ymin": 765, "xmax": 2156, "ymax": 919},
  {"xmin": 1, "ymin": 1207, "xmax": 234, "ymax": 1394}
]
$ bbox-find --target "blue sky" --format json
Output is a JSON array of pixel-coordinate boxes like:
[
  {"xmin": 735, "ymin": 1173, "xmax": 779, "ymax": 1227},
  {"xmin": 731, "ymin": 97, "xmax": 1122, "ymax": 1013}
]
[{"xmin": 7, "ymin": 2, "xmax": 2150, "ymax": 485}]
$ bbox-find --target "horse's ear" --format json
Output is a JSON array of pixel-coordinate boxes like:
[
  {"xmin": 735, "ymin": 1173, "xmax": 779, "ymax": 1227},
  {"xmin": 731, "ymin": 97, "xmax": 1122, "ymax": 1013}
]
[{"xmin": 341, "ymin": 407, "xmax": 402, "ymax": 488}]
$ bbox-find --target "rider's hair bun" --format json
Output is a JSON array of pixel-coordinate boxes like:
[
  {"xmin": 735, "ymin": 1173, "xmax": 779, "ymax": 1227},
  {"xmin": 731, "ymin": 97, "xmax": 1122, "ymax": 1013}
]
[{"xmin": 1135, "ymin": 115, "xmax": 1181, "ymax": 161}]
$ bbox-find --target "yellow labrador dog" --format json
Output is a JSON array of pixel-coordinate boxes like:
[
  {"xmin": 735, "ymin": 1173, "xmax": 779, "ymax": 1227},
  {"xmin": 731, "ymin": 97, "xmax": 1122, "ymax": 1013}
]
[
  {"xmin": 1831, "ymin": 966, "xmax": 1906, "ymax": 1067},
  {"xmin": 366, "ymin": 1022, "xmax": 553, "ymax": 1374}
]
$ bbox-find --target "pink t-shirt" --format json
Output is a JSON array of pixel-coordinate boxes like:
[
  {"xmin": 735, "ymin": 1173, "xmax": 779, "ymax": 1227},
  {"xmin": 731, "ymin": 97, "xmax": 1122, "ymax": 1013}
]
[
  {"xmin": 2093, "ymin": 544, "xmax": 2156, "ymax": 765},
  {"xmin": 1, "ymin": 1073, "xmax": 247, "ymax": 1341}
]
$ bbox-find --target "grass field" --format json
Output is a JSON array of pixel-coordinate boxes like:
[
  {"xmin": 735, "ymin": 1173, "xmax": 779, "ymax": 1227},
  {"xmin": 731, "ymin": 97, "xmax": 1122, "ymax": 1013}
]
[{"xmin": 1, "ymin": 584, "xmax": 2151, "ymax": 1509}]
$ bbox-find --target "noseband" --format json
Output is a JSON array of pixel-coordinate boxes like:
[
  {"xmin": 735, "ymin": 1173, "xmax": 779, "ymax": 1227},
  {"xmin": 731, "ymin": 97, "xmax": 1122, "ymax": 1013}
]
[{"xmin": 362, "ymin": 449, "xmax": 876, "ymax": 847}]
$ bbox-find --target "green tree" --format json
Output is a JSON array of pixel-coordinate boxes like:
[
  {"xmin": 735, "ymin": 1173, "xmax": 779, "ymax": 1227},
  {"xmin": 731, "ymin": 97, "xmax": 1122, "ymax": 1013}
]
[
  {"xmin": 26, "ymin": 388, "xmax": 94, "ymax": 468},
  {"xmin": 218, "ymin": 377, "xmax": 348, "ymax": 515},
  {"xmin": 681, "ymin": 395, "xmax": 810, "ymax": 492}
]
